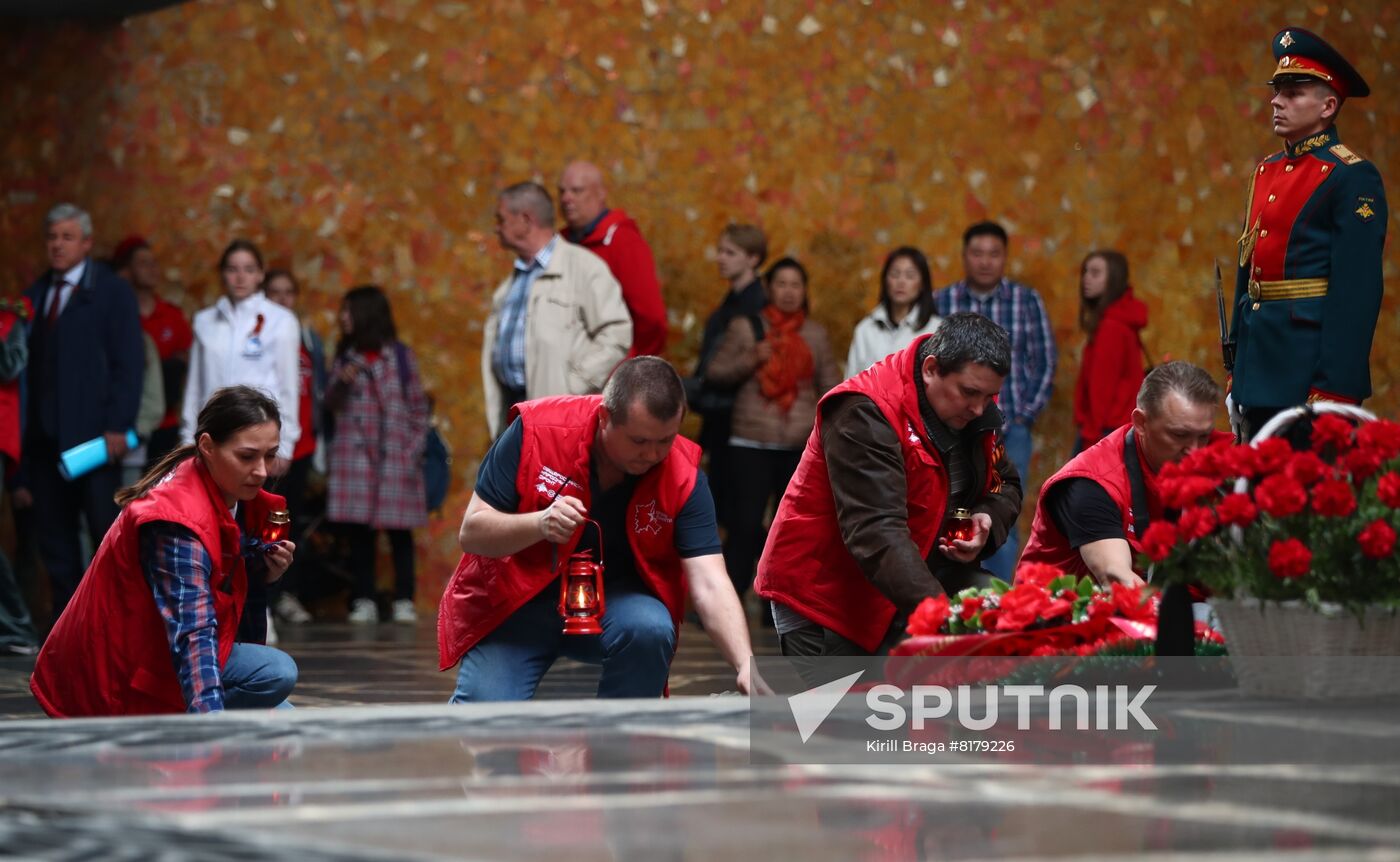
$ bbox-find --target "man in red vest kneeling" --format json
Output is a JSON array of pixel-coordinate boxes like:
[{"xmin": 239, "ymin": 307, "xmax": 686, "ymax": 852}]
[
  {"xmin": 439, "ymin": 357, "xmax": 754, "ymax": 699},
  {"xmin": 755, "ymin": 313, "xmax": 1024, "ymax": 657},
  {"xmin": 1019, "ymin": 361, "xmax": 1226, "ymax": 587}
]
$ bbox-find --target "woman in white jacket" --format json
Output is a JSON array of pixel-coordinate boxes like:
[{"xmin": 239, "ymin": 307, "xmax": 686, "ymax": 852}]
[
  {"xmin": 845, "ymin": 246, "xmax": 941, "ymax": 378},
  {"xmin": 181, "ymin": 240, "xmax": 301, "ymax": 643},
  {"xmin": 182, "ymin": 240, "xmax": 301, "ymax": 474}
]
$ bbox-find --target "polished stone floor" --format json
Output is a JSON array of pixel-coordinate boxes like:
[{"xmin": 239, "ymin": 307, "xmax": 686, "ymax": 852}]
[{"xmin": 4, "ymin": 624, "xmax": 1400, "ymax": 860}]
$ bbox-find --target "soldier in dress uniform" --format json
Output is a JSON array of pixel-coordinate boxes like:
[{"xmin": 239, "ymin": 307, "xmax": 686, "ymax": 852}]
[{"xmin": 1228, "ymin": 27, "xmax": 1387, "ymax": 440}]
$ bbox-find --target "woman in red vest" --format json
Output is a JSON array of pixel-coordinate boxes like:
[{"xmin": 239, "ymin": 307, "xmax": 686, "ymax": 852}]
[
  {"xmin": 1073, "ymin": 250, "xmax": 1149, "ymax": 453},
  {"xmin": 30, "ymin": 386, "xmax": 298, "ymax": 717}
]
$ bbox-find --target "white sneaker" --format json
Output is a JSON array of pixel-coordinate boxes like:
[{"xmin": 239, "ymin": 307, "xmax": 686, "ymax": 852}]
[
  {"xmin": 392, "ymin": 599, "xmax": 418, "ymax": 624},
  {"xmin": 274, "ymin": 593, "xmax": 312, "ymax": 624},
  {"xmin": 266, "ymin": 609, "xmax": 279, "ymax": 645},
  {"xmin": 348, "ymin": 598, "xmax": 379, "ymax": 624}
]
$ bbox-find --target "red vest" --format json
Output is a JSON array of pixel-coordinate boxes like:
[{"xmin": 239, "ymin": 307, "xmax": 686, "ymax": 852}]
[
  {"xmin": 30, "ymin": 458, "xmax": 284, "ymax": 717},
  {"xmin": 1019, "ymin": 426, "xmax": 1232, "ymax": 578},
  {"xmin": 754, "ymin": 336, "xmax": 1004, "ymax": 653},
  {"xmin": 437, "ymin": 395, "xmax": 700, "ymax": 670}
]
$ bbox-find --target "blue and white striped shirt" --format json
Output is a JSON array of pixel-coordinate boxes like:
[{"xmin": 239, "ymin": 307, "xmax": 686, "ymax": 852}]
[
  {"xmin": 934, "ymin": 278, "xmax": 1057, "ymax": 426},
  {"xmin": 492, "ymin": 236, "xmax": 559, "ymax": 391}
]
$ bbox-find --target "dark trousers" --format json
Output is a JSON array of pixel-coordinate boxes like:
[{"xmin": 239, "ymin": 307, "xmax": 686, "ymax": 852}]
[
  {"xmin": 722, "ymin": 446, "xmax": 802, "ymax": 599},
  {"xmin": 26, "ymin": 441, "xmax": 120, "ymax": 624},
  {"xmin": 697, "ymin": 411, "xmax": 734, "ymax": 526},
  {"xmin": 1242, "ymin": 406, "xmax": 1314, "ymax": 449},
  {"xmin": 345, "ymin": 524, "xmax": 416, "ymax": 602},
  {"xmin": 144, "ymin": 425, "xmax": 181, "ymax": 471},
  {"xmin": 268, "ymin": 454, "xmax": 314, "ymax": 599}
]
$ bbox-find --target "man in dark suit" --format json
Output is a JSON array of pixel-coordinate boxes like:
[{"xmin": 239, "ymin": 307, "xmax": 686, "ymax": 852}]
[{"xmin": 20, "ymin": 203, "xmax": 145, "ymax": 623}]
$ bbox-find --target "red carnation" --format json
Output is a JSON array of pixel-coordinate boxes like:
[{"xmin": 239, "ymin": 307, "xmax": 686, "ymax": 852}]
[
  {"xmin": 1177, "ymin": 506, "xmax": 1218, "ymax": 541},
  {"xmin": 1194, "ymin": 621, "xmax": 1226, "ymax": 645},
  {"xmin": 1141, "ymin": 521, "xmax": 1178, "ymax": 561},
  {"xmin": 1252, "ymin": 438, "xmax": 1294, "ymax": 475},
  {"xmin": 979, "ymin": 608, "xmax": 1000, "ymax": 631},
  {"xmin": 1086, "ymin": 596, "xmax": 1114, "ymax": 620},
  {"xmin": 1161, "ymin": 476, "xmax": 1220, "ymax": 509},
  {"xmin": 996, "ymin": 585, "xmax": 1050, "ymax": 632},
  {"xmin": 1310, "ymin": 414, "xmax": 1354, "ymax": 452},
  {"xmin": 1378, "ymin": 473, "xmax": 1400, "ymax": 509},
  {"xmin": 906, "ymin": 594, "xmax": 951, "ymax": 636},
  {"xmin": 1357, "ymin": 419, "xmax": 1400, "ymax": 461},
  {"xmin": 1358, "ymin": 520, "xmax": 1397, "ymax": 560},
  {"xmin": 1219, "ymin": 444, "xmax": 1258, "ymax": 479},
  {"xmin": 1215, "ymin": 492, "xmax": 1258, "ymax": 527},
  {"xmin": 959, "ymin": 595, "xmax": 984, "ymax": 622},
  {"xmin": 1285, "ymin": 451, "xmax": 1331, "ymax": 486},
  {"xmin": 1110, "ymin": 582, "xmax": 1154, "ymax": 622},
  {"xmin": 1267, "ymin": 538, "xmax": 1312, "ymax": 580},
  {"xmin": 1311, "ymin": 478, "xmax": 1357, "ymax": 518},
  {"xmin": 1341, "ymin": 448, "xmax": 1384, "ymax": 482},
  {"xmin": 1255, "ymin": 474, "xmax": 1308, "ymax": 518},
  {"xmin": 1014, "ymin": 562, "xmax": 1065, "ymax": 588}
]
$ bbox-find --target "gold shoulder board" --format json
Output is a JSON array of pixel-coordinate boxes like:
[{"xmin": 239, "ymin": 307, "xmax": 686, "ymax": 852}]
[{"xmin": 1329, "ymin": 143, "xmax": 1364, "ymax": 165}]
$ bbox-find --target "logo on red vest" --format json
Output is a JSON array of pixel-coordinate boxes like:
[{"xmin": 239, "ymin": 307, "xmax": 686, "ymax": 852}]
[
  {"xmin": 633, "ymin": 500, "xmax": 673, "ymax": 535},
  {"xmin": 535, "ymin": 466, "xmax": 583, "ymax": 498}
]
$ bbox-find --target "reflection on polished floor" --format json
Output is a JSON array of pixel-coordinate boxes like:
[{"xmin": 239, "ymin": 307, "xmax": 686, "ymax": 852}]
[{"xmin": 4, "ymin": 626, "xmax": 1400, "ymax": 860}]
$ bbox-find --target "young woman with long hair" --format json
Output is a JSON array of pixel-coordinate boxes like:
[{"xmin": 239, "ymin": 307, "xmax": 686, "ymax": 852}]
[
  {"xmin": 325, "ymin": 285, "xmax": 431, "ymax": 625},
  {"xmin": 31, "ymin": 386, "xmax": 298, "ymax": 716},
  {"xmin": 1072, "ymin": 250, "xmax": 1149, "ymax": 452}
]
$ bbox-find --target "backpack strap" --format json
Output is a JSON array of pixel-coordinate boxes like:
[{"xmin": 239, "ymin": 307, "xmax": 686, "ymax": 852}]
[{"xmin": 1123, "ymin": 428, "xmax": 1151, "ymax": 539}]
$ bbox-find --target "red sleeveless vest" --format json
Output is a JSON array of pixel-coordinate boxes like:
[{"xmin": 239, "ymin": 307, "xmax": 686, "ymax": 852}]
[
  {"xmin": 30, "ymin": 458, "xmax": 284, "ymax": 717},
  {"xmin": 754, "ymin": 337, "xmax": 1003, "ymax": 653},
  {"xmin": 1020, "ymin": 425, "xmax": 1233, "ymax": 578},
  {"xmin": 437, "ymin": 395, "xmax": 700, "ymax": 670}
]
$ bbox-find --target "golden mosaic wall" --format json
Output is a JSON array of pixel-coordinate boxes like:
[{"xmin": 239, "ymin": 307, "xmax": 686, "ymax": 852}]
[{"xmin": 3, "ymin": 1, "xmax": 1396, "ymax": 601}]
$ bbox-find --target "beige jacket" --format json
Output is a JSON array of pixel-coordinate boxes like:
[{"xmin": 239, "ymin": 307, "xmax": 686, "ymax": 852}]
[
  {"xmin": 481, "ymin": 239, "xmax": 633, "ymax": 436},
  {"xmin": 705, "ymin": 314, "xmax": 841, "ymax": 450}
]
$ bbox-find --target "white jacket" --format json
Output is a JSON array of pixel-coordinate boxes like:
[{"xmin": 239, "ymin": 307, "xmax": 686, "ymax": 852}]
[
  {"xmin": 844, "ymin": 304, "xmax": 942, "ymax": 379},
  {"xmin": 182, "ymin": 292, "xmax": 302, "ymax": 459},
  {"xmin": 481, "ymin": 241, "xmax": 632, "ymax": 436}
]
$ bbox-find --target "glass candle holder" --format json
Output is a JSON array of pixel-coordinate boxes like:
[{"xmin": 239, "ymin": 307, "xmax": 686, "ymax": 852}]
[
  {"xmin": 263, "ymin": 510, "xmax": 291, "ymax": 545},
  {"xmin": 945, "ymin": 508, "xmax": 975, "ymax": 543}
]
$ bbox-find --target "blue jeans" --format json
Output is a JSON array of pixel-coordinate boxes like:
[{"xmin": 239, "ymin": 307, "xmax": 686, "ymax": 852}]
[
  {"xmin": 223, "ymin": 642, "xmax": 297, "ymax": 710},
  {"xmin": 450, "ymin": 587, "xmax": 677, "ymax": 702},
  {"xmin": 983, "ymin": 420, "xmax": 1033, "ymax": 581}
]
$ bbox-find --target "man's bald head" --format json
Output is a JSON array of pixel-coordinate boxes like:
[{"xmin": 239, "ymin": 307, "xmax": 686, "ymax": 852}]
[{"xmin": 558, "ymin": 160, "xmax": 608, "ymax": 231}]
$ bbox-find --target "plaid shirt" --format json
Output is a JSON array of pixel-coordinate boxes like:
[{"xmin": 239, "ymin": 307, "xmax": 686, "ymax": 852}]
[
  {"xmin": 934, "ymin": 278, "xmax": 1057, "ymax": 425},
  {"xmin": 491, "ymin": 236, "xmax": 558, "ymax": 390},
  {"xmin": 140, "ymin": 516, "xmax": 267, "ymax": 713}
]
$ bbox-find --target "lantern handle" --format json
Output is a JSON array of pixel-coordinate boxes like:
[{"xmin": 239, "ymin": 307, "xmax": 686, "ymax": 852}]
[{"xmin": 580, "ymin": 517, "xmax": 603, "ymax": 568}]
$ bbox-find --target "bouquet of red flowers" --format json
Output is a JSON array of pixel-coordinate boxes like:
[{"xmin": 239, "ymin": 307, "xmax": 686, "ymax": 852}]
[
  {"xmin": 1141, "ymin": 415, "xmax": 1400, "ymax": 613},
  {"xmin": 893, "ymin": 564, "xmax": 1162, "ymax": 658}
]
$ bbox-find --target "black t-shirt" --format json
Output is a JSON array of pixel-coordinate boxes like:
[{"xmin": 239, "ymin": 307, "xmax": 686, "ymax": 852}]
[
  {"xmin": 1045, "ymin": 477, "xmax": 1125, "ymax": 548},
  {"xmin": 475, "ymin": 417, "xmax": 722, "ymax": 594}
]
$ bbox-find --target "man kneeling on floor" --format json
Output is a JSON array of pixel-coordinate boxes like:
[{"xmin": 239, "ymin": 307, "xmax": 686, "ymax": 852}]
[
  {"xmin": 439, "ymin": 356, "xmax": 754, "ymax": 699},
  {"xmin": 755, "ymin": 312, "xmax": 1023, "ymax": 657}
]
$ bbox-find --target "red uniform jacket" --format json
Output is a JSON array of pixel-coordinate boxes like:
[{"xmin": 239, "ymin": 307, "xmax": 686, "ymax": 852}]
[
  {"xmin": 755, "ymin": 336, "xmax": 1003, "ymax": 653},
  {"xmin": 437, "ymin": 395, "xmax": 699, "ymax": 670},
  {"xmin": 30, "ymin": 458, "xmax": 284, "ymax": 717}
]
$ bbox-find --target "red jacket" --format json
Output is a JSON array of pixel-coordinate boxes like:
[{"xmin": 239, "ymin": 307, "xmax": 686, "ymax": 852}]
[
  {"xmin": 30, "ymin": 458, "xmax": 284, "ymax": 717},
  {"xmin": 1074, "ymin": 289, "xmax": 1148, "ymax": 447},
  {"xmin": 1019, "ymin": 424, "xmax": 1232, "ymax": 578},
  {"xmin": 570, "ymin": 209, "xmax": 667, "ymax": 357},
  {"xmin": 754, "ymin": 337, "xmax": 1003, "ymax": 653},
  {"xmin": 0, "ymin": 298, "xmax": 32, "ymax": 471},
  {"xmin": 437, "ymin": 395, "xmax": 699, "ymax": 670}
]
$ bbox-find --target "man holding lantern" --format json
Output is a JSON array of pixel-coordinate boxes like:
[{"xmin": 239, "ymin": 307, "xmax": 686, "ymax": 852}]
[
  {"xmin": 439, "ymin": 356, "xmax": 754, "ymax": 700},
  {"xmin": 755, "ymin": 313, "xmax": 1023, "ymax": 657}
]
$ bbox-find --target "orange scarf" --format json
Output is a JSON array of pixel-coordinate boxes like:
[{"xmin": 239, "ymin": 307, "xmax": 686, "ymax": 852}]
[{"xmin": 757, "ymin": 305, "xmax": 814, "ymax": 413}]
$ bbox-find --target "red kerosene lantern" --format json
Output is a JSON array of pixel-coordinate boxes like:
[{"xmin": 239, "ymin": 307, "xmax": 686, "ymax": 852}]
[
  {"xmin": 944, "ymin": 508, "xmax": 975, "ymax": 543},
  {"xmin": 558, "ymin": 551, "xmax": 606, "ymax": 635}
]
